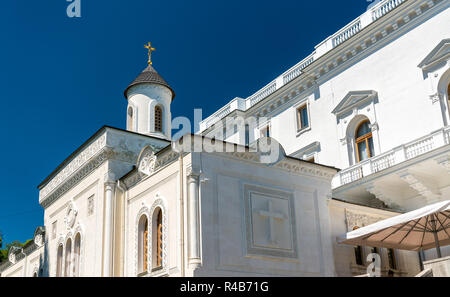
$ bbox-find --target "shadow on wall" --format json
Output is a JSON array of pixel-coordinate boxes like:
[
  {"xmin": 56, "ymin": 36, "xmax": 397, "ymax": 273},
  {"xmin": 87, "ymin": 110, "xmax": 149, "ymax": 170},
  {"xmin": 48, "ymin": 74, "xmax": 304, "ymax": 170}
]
[{"xmin": 38, "ymin": 239, "xmax": 49, "ymax": 277}]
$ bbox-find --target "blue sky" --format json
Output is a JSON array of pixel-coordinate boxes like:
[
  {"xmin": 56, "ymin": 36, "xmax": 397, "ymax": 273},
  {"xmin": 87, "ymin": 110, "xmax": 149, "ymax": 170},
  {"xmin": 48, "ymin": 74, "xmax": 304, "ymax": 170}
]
[{"xmin": 0, "ymin": 0, "xmax": 371, "ymax": 243}]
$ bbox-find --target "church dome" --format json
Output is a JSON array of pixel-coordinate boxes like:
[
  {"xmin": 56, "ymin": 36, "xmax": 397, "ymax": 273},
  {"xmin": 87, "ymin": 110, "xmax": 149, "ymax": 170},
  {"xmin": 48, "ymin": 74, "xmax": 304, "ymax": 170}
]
[{"xmin": 124, "ymin": 65, "xmax": 175, "ymax": 100}]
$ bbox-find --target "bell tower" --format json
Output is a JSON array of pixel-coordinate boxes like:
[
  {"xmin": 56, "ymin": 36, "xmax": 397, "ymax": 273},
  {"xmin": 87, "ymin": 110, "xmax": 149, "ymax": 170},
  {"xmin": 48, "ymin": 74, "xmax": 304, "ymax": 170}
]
[{"xmin": 124, "ymin": 42, "xmax": 175, "ymax": 140}]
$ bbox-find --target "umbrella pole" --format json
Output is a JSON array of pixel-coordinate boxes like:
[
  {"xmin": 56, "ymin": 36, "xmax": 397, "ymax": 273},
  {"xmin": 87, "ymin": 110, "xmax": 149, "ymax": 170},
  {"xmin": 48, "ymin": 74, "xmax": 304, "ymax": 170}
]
[{"xmin": 430, "ymin": 214, "xmax": 442, "ymax": 258}]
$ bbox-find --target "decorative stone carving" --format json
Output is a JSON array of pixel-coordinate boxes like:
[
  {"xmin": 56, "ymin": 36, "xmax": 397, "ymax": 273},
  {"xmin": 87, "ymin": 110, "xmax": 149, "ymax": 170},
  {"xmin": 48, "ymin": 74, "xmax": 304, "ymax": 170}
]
[
  {"xmin": 429, "ymin": 92, "xmax": 442, "ymax": 104},
  {"xmin": 8, "ymin": 252, "xmax": 16, "ymax": 264},
  {"xmin": 345, "ymin": 209, "xmax": 385, "ymax": 232},
  {"xmin": 33, "ymin": 226, "xmax": 45, "ymax": 247},
  {"xmin": 34, "ymin": 234, "xmax": 43, "ymax": 247},
  {"xmin": 138, "ymin": 151, "xmax": 157, "ymax": 176},
  {"xmin": 65, "ymin": 202, "xmax": 78, "ymax": 230},
  {"xmin": 39, "ymin": 133, "xmax": 107, "ymax": 201},
  {"xmin": 243, "ymin": 184, "xmax": 297, "ymax": 258}
]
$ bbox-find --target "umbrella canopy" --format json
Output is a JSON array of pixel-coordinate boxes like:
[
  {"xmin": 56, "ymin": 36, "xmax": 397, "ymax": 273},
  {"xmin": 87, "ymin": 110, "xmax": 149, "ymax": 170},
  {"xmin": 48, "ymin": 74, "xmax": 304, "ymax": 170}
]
[{"xmin": 338, "ymin": 200, "xmax": 450, "ymax": 258}]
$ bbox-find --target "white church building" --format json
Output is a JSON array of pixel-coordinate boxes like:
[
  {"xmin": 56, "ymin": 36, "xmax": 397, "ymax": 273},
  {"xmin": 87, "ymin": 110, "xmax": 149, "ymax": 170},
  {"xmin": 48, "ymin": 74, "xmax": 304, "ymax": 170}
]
[{"xmin": 1, "ymin": 0, "xmax": 449, "ymax": 277}]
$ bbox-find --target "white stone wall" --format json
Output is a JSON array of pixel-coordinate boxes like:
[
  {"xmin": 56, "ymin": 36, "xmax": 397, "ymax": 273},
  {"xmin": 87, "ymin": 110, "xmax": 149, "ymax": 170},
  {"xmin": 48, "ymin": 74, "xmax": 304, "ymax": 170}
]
[
  {"xmin": 127, "ymin": 84, "xmax": 172, "ymax": 140},
  {"xmin": 193, "ymin": 152, "xmax": 337, "ymax": 276},
  {"xmin": 124, "ymin": 159, "xmax": 183, "ymax": 277},
  {"xmin": 0, "ymin": 246, "xmax": 45, "ymax": 277},
  {"xmin": 43, "ymin": 162, "xmax": 107, "ymax": 277}
]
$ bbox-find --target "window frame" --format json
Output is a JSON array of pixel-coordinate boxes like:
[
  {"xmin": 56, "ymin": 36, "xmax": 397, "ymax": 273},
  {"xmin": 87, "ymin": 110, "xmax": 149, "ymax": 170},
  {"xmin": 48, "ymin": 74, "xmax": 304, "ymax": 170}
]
[
  {"xmin": 154, "ymin": 105, "xmax": 163, "ymax": 133},
  {"xmin": 260, "ymin": 125, "xmax": 270, "ymax": 138},
  {"xmin": 296, "ymin": 104, "xmax": 310, "ymax": 132},
  {"xmin": 355, "ymin": 120, "xmax": 374, "ymax": 162}
]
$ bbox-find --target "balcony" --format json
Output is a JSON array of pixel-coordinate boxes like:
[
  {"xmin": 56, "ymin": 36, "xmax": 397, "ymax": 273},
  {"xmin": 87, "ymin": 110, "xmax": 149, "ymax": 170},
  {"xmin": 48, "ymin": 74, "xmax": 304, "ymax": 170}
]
[
  {"xmin": 332, "ymin": 126, "xmax": 450, "ymax": 210},
  {"xmin": 333, "ymin": 126, "xmax": 450, "ymax": 189}
]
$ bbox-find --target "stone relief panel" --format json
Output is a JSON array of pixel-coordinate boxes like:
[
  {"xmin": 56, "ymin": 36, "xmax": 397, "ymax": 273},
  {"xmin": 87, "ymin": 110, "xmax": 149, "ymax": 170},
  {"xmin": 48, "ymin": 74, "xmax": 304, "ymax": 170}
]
[
  {"xmin": 345, "ymin": 209, "xmax": 385, "ymax": 232},
  {"xmin": 64, "ymin": 201, "xmax": 78, "ymax": 230},
  {"xmin": 243, "ymin": 184, "xmax": 298, "ymax": 258}
]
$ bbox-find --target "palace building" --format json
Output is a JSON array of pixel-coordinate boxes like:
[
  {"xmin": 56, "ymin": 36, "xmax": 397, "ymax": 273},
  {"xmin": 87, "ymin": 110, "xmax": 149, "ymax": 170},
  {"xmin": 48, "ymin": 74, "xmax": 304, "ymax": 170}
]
[{"xmin": 1, "ymin": 0, "xmax": 449, "ymax": 277}]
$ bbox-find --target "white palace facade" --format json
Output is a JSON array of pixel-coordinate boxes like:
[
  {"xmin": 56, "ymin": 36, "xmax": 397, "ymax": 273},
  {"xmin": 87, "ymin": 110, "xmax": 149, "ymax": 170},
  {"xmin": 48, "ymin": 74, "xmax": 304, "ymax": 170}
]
[{"xmin": 1, "ymin": 0, "xmax": 449, "ymax": 277}]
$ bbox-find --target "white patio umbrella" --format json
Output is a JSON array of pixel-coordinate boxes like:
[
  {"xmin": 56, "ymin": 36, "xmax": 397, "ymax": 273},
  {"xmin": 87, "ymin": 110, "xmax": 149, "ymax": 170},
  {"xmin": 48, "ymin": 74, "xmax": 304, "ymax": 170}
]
[{"xmin": 338, "ymin": 200, "xmax": 450, "ymax": 258}]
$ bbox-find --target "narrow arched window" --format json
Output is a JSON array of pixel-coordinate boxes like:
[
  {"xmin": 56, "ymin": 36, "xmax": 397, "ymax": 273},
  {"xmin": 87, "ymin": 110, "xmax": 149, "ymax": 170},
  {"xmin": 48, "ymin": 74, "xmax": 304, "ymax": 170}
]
[
  {"xmin": 152, "ymin": 208, "xmax": 163, "ymax": 270},
  {"xmin": 355, "ymin": 120, "xmax": 374, "ymax": 162},
  {"xmin": 155, "ymin": 106, "xmax": 162, "ymax": 132},
  {"xmin": 64, "ymin": 238, "xmax": 72, "ymax": 277},
  {"xmin": 56, "ymin": 244, "xmax": 63, "ymax": 277},
  {"xmin": 138, "ymin": 215, "xmax": 148, "ymax": 274},
  {"xmin": 74, "ymin": 233, "xmax": 81, "ymax": 277},
  {"xmin": 127, "ymin": 107, "xmax": 134, "ymax": 131}
]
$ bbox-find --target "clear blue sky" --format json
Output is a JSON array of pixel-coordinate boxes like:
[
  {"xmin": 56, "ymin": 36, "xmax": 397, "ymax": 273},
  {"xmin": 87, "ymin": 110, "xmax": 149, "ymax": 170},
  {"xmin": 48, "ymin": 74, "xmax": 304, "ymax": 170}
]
[{"xmin": 0, "ymin": 0, "xmax": 371, "ymax": 243}]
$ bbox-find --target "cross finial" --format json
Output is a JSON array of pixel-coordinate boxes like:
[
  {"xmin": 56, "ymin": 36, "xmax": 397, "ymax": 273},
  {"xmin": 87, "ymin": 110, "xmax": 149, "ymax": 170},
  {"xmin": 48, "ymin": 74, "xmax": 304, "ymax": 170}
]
[{"xmin": 144, "ymin": 42, "xmax": 156, "ymax": 65}]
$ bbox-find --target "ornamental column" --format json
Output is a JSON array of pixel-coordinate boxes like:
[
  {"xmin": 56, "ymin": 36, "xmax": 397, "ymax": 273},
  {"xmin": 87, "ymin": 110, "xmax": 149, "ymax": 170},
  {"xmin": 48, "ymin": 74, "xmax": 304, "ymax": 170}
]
[
  {"xmin": 187, "ymin": 168, "xmax": 201, "ymax": 268},
  {"xmin": 103, "ymin": 179, "xmax": 116, "ymax": 277}
]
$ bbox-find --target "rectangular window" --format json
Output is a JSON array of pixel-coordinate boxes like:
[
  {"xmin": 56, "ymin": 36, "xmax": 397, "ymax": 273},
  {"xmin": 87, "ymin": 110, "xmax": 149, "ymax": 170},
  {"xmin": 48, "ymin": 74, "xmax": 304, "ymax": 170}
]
[
  {"xmin": 261, "ymin": 126, "xmax": 270, "ymax": 138},
  {"xmin": 296, "ymin": 105, "xmax": 309, "ymax": 131}
]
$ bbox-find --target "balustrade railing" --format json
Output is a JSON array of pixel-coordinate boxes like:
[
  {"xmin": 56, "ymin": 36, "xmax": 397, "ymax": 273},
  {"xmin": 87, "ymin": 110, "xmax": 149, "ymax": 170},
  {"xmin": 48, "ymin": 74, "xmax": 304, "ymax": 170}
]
[
  {"xmin": 332, "ymin": 19, "xmax": 362, "ymax": 47},
  {"xmin": 334, "ymin": 126, "xmax": 450, "ymax": 189},
  {"xmin": 372, "ymin": 0, "xmax": 406, "ymax": 21},
  {"xmin": 200, "ymin": 0, "xmax": 411, "ymax": 132}
]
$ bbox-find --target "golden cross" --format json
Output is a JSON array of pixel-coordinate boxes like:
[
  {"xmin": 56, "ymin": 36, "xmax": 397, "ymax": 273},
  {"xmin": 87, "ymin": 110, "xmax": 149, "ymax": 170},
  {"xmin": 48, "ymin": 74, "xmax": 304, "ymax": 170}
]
[{"xmin": 144, "ymin": 42, "xmax": 156, "ymax": 65}]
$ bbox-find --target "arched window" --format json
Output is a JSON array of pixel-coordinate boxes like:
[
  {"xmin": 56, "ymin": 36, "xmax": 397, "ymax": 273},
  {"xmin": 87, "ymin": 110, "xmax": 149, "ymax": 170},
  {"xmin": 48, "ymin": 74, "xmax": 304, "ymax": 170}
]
[
  {"xmin": 152, "ymin": 208, "xmax": 163, "ymax": 270},
  {"xmin": 355, "ymin": 120, "xmax": 374, "ymax": 162},
  {"xmin": 73, "ymin": 233, "xmax": 81, "ymax": 277},
  {"xmin": 127, "ymin": 107, "xmax": 134, "ymax": 131},
  {"xmin": 64, "ymin": 238, "xmax": 72, "ymax": 277},
  {"xmin": 56, "ymin": 244, "xmax": 63, "ymax": 277},
  {"xmin": 155, "ymin": 106, "xmax": 162, "ymax": 132},
  {"xmin": 447, "ymin": 83, "xmax": 450, "ymax": 106},
  {"xmin": 138, "ymin": 215, "xmax": 148, "ymax": 274}
]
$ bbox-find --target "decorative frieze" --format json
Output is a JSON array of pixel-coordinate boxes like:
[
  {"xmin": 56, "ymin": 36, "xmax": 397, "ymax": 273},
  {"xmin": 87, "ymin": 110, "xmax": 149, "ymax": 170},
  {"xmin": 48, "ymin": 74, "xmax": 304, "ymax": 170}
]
[
  {"xmin": 39, "ymin": 128, "xmax": 168, "ymax": 209},
  {"xmin": 345, "ymin": 209, "xmax": 385, "ymax": 231}
]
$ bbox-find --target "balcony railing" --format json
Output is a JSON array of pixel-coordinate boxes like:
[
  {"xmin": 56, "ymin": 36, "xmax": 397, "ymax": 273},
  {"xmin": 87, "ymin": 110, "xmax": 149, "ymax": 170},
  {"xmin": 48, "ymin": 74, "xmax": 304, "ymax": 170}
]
[
  {"xmin": 199, "ymin": 0, "xmax": 410, "ymax": 132},
  {"xmin": 332, "ymin": 126, "xmax": 450, "ymax": 189}
]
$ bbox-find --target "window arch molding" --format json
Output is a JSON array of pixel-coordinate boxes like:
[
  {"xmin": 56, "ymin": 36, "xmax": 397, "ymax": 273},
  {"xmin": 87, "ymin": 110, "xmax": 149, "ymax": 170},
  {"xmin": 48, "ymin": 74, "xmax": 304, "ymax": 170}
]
[
  {"xmin": 148, "ymin": 195, "xmax": 168, "ymax": 276},
  {"xmin": 56, "ymin": 236, "xmax": 65, "ymax": 277},
  {"xmin": 127, "ymin": 105, "xmax": 137, "ymax": 132},
  {"xmin": 73, "ymin": 224, "xmax": 84, "ymax": 277},
  {"xmin": 344, "ymin": 115, "xmax": 380, "ymax": 166},
  {"xmin": 135, "ymin": 204, "xmax": 150, "ymax": 276},
  {"xmin": 333, "ymin": 90, "xmax": 380, "ymax": 166},
  {"xmin": 64, "ymin": 233, "xmax": 73, "ymax": 277},
  {"xmin": 148, "ymin": 101, "xmax": 165, "ymax": 135},
  {"xmin": 436, "ymin": 68, "xmax": 450, "ymax": 126}
]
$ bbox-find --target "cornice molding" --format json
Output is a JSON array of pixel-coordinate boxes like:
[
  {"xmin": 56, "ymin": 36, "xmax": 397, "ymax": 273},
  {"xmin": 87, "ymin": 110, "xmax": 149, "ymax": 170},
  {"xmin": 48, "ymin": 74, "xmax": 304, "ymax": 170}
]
[
  {"xmin": 39, "ymin": 129, "xmax": 167, "ymax": 209},
  {"xmin": 122, "ymin": 149, "xmax": 180, "ymax": 189},
  {"xmin": 211, "ymin": 0, "xmax": 446, "ymax": 122},
  {"xmin": 332, "ymin": 90, "xmax": 378, "ymax": 116}
]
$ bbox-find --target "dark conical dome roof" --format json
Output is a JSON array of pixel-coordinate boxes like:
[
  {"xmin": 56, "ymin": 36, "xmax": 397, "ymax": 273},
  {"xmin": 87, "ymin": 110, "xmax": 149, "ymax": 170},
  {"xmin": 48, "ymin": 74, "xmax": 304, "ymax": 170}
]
[{"xmin": 124, "ymin": 65, "xmax": 175, "ymax": 100}]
